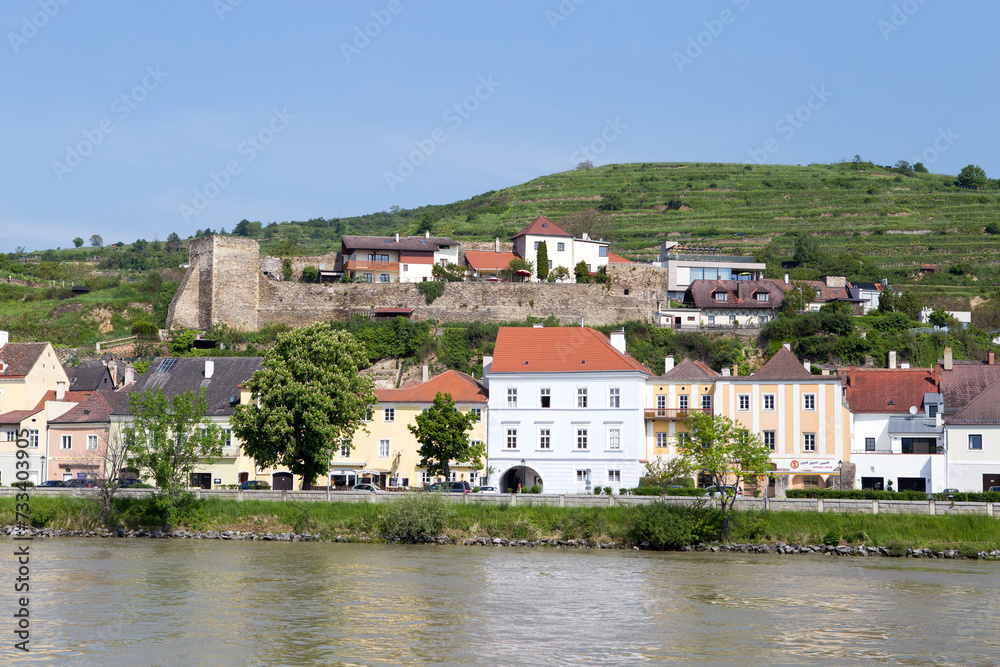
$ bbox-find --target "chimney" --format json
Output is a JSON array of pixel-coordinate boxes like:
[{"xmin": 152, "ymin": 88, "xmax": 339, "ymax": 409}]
[
  {"xmin": 664, "ymin": 355, "xmax": 675, "ymax": 372},
  {"xmin": 483, "ymin": 355, "xmax": 493, "ymax": 372},
  {"xmin": 803, "ymin": 361, "xmax": 811, "ymax": 373},
  {"xmin": 732, "ymin": 363, "xmax": 738, "ymax": 377},
  {"xmin": 990, "ymin": 352, "xmax": 995, "ymax": 366},
  {"xmin": 944, "ymin": 347, "xmax": 953, "ymax": 371},
  {"xmin": 888, "ymin": 351, "xmax": 897, "ymax": 370},
  {"xmin": 422, "ymin": 365, "xmax": 429, "ymax": 383},
  {"xmin": 822, "ymin": 369, "xmax": 830, "ymax": 376},
  {"xmin": 609, "ymin": 329, "xmax": 626, "ymax": 354},
  {"xmin": 205, "ymin": 359, "xmax": 215, "ymax": 379},
  {"xmin": 784, "ymin": 274, "xmax": 789, "ymax": 285},
  {"xmin": 56, "ymin": 381, "xmax": 65, "ymax": 400},
  {"xmin": 783, "ymin": 343, "xmax": 791, "ymax": 352},
  {"xmin": 0, "ymin": 330, "xmax": 7, "ymax": 348},
  {"xmin": 737, "ymin": 282, "xmax": 746, "ymax": 300},
  {"xmin": 425, "ymin": 230, "xmax": 430, "ymax": 238},
  {"xmin": 722, "ymin": 368, "xmax": 731, "ymax": 377},
  {"xmin": 582, "ymin": 232, "xmax": 589, "ymax": 240},
  {"xmin": 533, "ymin": 323, "xmax": 544, "ymax": 328},
  {"xmin": 495, "ymin": 237, "xmax": 500, "ymax": 253},
  {"xmin": 124, "ymin": 362, "xmax": 135, "ymax": 385},
  {"xmin": 900, "ymin": 362, "xmax": 910, "ymax": 369},
  {"xmin": 395, "ymin": 233, "xmax": 399, "ymax": 242}
]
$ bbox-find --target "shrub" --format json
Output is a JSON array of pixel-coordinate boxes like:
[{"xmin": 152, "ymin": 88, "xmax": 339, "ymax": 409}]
[
  {"xmin": 417, "ymin": 281, "xmax": 446, "ymax": 304},
  {"xmin": 629, "ymin": 503, "xmax": 721, "ymax": 549},
  {"xmin": 300, "ymin": 266, "xmax": 319, "ymax": 283},
  {"xmin": 593, "ymin": 487, "xmax": 603, "ymax": 495},
  {"xmin": 382, "ymin": 494, "xmax": 452, "ymax": 538},
  {"xmin": 603, "ymin": 486, "xmax": 613, "ymax": 495},
  {"xmin": 131, "ymin": 321, "xmax": 158, "ymax": 337},
  {"xmin": 822, "ymin": 530, "xmax": 842, "ymax": 546}
]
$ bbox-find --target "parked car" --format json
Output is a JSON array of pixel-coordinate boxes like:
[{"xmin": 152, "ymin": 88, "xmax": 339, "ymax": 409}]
[
  {"xmin": 351, "ymin": 483, "xmax": 382, "ymax": 493},
  {"xmin": 477, "ymin": 486, "xmax": 498, "ymax": 494},
  {"xmin": 425, "ymin": 481, "xmax": 472, "ymax": 493},
  {"xmin": 38, "ymin": 480, "xmax": 65, "ymax": 487},
  {"xmin": 989, "ymin": 486, "xmax": 1000, "ymax": 493},
  {"xmin": 240, "ymin": 480, "xmax": 270, "ymax": 490},
  {"xmin": 942, "ymin": 488, "xmax": 959, "ymax": 494},
  {"xmin": 702, "ymin": 485, "xmax": 742, "ymax": 498},
  {"xmin": 65, "ymin": 478, "xmax": 97, "ymax": 488},
  {"xmin": 115, "ymin": 478, "xmax": 146, "ymax": 488}
]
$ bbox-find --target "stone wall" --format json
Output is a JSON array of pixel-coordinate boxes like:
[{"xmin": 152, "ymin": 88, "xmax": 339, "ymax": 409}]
[{"xmin": 210, "ymin": 236, "xmax": 260, "ymax": 331}]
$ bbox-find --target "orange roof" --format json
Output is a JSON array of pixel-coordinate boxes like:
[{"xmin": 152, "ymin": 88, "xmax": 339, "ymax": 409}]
[
  {"xmin": 510, "ymin": 215, "xmax": 572, "ymax": 239},
  {"xmin": 464, "ymin": 250, "xmax": 519, "ymax": 272},
  {"xmin": 491, "ymin": 327, "xmax": 651, "ymax": 374},
  {"xmin": 376, "ymin": 370, "xmax": 487, "ymax": 404},
  {"xmin": 606, "ymin": 252, "xmax": 631, "ymax": 264},
  {"xmin": 842, "ymin": 368, "xmax": 939, "ymax": 413}
]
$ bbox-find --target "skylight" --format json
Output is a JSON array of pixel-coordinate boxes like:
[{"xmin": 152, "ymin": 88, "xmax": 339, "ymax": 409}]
[{"xmin": 157, "ymin": 358, "xmax": 178, "ymax": 373}]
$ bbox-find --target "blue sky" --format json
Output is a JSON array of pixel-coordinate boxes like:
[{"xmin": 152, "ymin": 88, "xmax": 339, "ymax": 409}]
[{"xmin": 2, "ymin": 0, "xmax": 997, "ymax": 252}]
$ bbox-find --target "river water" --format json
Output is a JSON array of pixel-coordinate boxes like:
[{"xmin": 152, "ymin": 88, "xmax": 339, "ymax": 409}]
[{"xmin": 3, "ymin": 539, "xmax": 999, "ymax": 666}]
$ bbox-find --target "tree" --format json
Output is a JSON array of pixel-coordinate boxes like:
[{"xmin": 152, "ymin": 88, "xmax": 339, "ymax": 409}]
[
  {"xmin": 123, "ymin": 388, "xmax": 225, "ymax": 495},
  {"xmin": 301, "ymin": 266, "xmax": 320, "ymax": 283},
  {"xmin": 894, "ymin": 160, "xmax": 913, "ymax": 176},
  {"xmin": 505, "ymin": 257, "xmax": 534, "ymax": 281},
  {"xmin": 282, "ymin": 258, "xmax": 293, "ymax": 280},
  {"xmin": 599, "ymin": 192, "xmax": 623, "ymax": 211},
  {"xmin": 536, "ymin": 240, "xmax": 549, "ymax": 281},
  {"xmin": 548, "ymin": 266, "xmax": 570, "ymax": 283},
  {"xmin": 408, "ymin": 392, "xmax": 480, "ymax": 481},
  {"xmin": 431, "ymin": 262, "xmax": 467, "ymax": 282},
  {"xmin": 913, "ymin": 162, "xmax": 929, "ymax": 174},
  {"xmin": 956, "ymin": 164, "xmax": 988, "ymax": 190},
  {"xmin": 416, "ymin": 214, "xmax": 434, "ymax": 236},
  {"xmin": 576, "ymin": 160, "xmax": 593, "ymax": 170},
  {"xmin": 89, "ymin": 234, "xmax": 104, "ymax": 248},
  {"xmin": 793, "ymin": 232, "xmax": 821, "ymax": 266},
  {"xmin": 231, "ymin": 325, "xmax": 377, "ymax": 488},
  {"xmin": 574, "ymin": 260, "xmax": 591, "ymax": 283},
  {"xmin": 233, "ymin": 219, "xmax": 262, "ymax": 237},
  {"xmin": 165, "ymin": 232, "xmax": 181, "ymax": 252},
  {"xmin": 73, "ymin": 237, "xmax": 84, "ymax": 248},
  {"xmin": 675, "ymin": 412, "xmax": 772, "ymax": 539}
]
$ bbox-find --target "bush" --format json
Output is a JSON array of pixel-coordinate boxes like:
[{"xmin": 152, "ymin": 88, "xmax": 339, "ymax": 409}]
[
  {"xmin": 603, "ymin": 486, "xmax": 613, "ymax": 495},
  {"xmin": 300, "ymin": 266, "xmax": 319, "ymax": 283},
  {"xmin": 131, "ymin": 321, "xmax": 158, "ymax": 337},
  {"xmin": 629, "ymin": 503, "xmax": 720, "ymax": 549},
  {"xmin": 382, "ymin": 493, "xmax": 452, "ymax": 538},
  {"xmin": 593, "ymin": 487, "xmax": 602, "ymax": 495},
  {"xmin": 417, "ymin": 281, "xmax": 446, "ymax": 304}
]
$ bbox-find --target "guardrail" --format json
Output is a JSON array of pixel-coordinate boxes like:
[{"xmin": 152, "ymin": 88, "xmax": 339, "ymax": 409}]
[{"xmin": 3, "ymin": 487, "xmax": 996, "ymax": 515}]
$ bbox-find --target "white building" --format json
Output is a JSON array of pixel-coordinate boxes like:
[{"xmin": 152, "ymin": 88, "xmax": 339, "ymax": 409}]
[
  {"xmin": 939, "ymin": 353, "xmax": 1000, "ymax": 492},
  {"xmin": 340, "ymin": 233, "xmax": 459, "ymax": 283},
  {"xmin": 510, "ymin": 216, "xmax": 619, "ymax": 282},
  {"xmin": 484, "ymin": 326, "xmax": 651, "ymax": 494}
]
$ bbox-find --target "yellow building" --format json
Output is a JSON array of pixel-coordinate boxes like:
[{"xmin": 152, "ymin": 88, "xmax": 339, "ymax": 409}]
[
  {"xmin": 646, "ymin": 356, "xmax": 720, "ymax": 462},
  {"xmin": 340, "ymin": 370, "xmax": 488, "ymax": 489}
]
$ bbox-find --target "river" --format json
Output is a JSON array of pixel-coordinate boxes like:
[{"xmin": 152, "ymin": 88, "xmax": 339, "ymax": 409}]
[{"xmin": 3, "ymin": 539, "xmax": 998, "ymax": 665}]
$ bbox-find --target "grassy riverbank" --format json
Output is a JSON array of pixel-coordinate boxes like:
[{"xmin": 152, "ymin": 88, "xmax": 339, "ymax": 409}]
[{"xmin": 3, "ymin": 495, "xmax": 999, "ymax": 555}]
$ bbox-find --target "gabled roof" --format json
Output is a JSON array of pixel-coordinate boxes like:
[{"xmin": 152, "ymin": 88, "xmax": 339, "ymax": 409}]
[
  {"xmin": 607, "ymin": 252, "xmax": 631, "ymax": 264},
  {"xmin": 490, "ymin": 327, "xmax": 651, "ymax": 374},
  {"xmin": 948, "ymin": 379, "xmax": 1000, "ymax": 424},
  {"xmin": 49, "ymin": 390, "xmax": 130, "ymax": 424},
  {"xmin": 113, "ymin": 357, "xmax": 263, "ymax": 417},
  {"xmin": 0, "ymin": 409, "xmax": 40, "ymax": 425},
  {"xmin": 685, "ymin": 279, "xmax": 784, "ymax": 309},
  {"xmin": 750, "ymin": 347, "xmax": 814, "ymax": 381},
  {"xmin": 376, "ymin": 370, "xmax": 487, "ymax": 404},
  {"xmin": 67, "ymin": 361, "xmax": 114, "ymax": 391},
  {"xmin": 464, "ymin": 250, "xmax": 519, "ymax": 272},
  {"xmin": 656, "ymin": 359, "xmax": 720, "ymax": 381},
  {"xmin": 842, "ymin": 368, "xmax": 939, "ymax": 414},
  {"xmin": 938, "ymin": 362, "xmax": 1000, "ymax": 416},
  {"xmin": 0, "ymin": 342, "xmax": 49, "ymax": 378},
  {"xmin": 510, "ymin": 215, "xmax": 572, "ymax": 240},
  {"xmin": 340, "ymin": 235, "xmax": 457, "ymax": 253}
]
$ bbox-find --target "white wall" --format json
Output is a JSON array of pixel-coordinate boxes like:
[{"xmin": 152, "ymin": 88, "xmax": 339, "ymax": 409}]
[
  {"xmin": 851, "ymin": 452, "xmax": 946, "ymax": 492},
  {"xmin": 946, "ymin": 425, "xmax": 1000, "ymax": 491}
]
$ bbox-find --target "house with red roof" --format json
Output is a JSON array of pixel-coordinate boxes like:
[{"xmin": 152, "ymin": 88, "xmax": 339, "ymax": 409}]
[
  {"xmin": 509, "ymin": 215, "xmax": 625, "ymax": 282},
  {"xmin": 340, "ymin": 232, "xmax": 459, "ymax": 283},
  {"xmin": 937, "ymin": 349, "xmax": 1000, "ymax": 492},
  {"xmin": 683, "ymin": 279, "xmax": 784, "ymax": 327},
  {"xmin": 46, "ymin": 390, "xmax": 132, "ymax": 484},
  {"xmin": 484, "ymin": 326, "xmax": 651, "ymax": 493}
]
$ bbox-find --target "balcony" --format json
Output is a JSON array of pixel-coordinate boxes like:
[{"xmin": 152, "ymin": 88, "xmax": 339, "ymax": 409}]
[
  {"xmin": 644, "ymin": 408, "xmax": 711, "ymax": 420},
  {"xmin": 344, "ymin": 260, "xmax": 400, "ymax": 273}
]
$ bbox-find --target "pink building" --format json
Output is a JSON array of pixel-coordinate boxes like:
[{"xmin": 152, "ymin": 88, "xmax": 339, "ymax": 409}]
[{"xmin": 46, "ymin": 391, "xmax": 129, "ymax": 482}]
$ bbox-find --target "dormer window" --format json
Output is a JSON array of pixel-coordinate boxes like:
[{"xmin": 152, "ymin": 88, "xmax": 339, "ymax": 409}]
[
  {"xmin": 754, "ymin": 292, "xmax": 769, "ymax": 302},
  {"xmin": 713, "ymin": 291, "xmax": 728, "ymax": 301}
]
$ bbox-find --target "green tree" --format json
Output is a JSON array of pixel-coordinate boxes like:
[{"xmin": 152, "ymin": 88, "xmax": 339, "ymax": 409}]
[
  {"xmin": 89, "ymin": 234, "xmax": 104, "ymax": 248},
  {"xmin": 231, "ymin": 325, "xmax": 377, "ymax": 487},
  {"xmin": 408, "ymin": 392, "xmax": 480, "ymax": 481},
  {"xmin": 234, "ymin": 219, "xmax": 262, "ymax": 237},
  {"xmin": 431, "ymin": 262, "xmax": 467, "ymax": 282},
  {"xmin": 273, "ymin": 238, "xmax": 300, "ymax": 257},
  {"xmin": 536, "ymin": 240, "xmax": 549, "ymax": 281},
  {"xmin": 282, "ymin": 258, "xmax": 293, "ymax": 280},
  {"xmin": 574, "ymin": 260, "xmax": 591, "ymax": 283},
  {"xmin": 793, "ymin": 232, "xmax": 821, "ymax": 266},
  {"xmin": 599, "ymin": 192, "xmax": 623, "ymax": 211},
  {"xmin": 416, "ymin": 214, "xmax": 434, "ymax": 236},
  {"xmin": 505, "ymin": 257, "xmax": 534, "ymax": 281},
  {"xmin": 913, "ymin": 162, "xmax": 929, "ymax": 173},
  {"xmin": 123, "ymin": 388, "xmax": 225, "ymax": 495},
  {"xmin": 675, "ymin": 412, "xmax": 772, "ymax": 539},
  {"xmin": 301, "ymin": 266, "xmax": 320, "ymax": 283},
  {"xmin": 165, "ymin": 232, "xmax": 181, "ymax": 252},
  {"xmin": 73, "ymin": 237, "xmax": 84, "ymax": 248},
  {"xmin": 547, "ymin": 266, "xmax": 570, "ymax": 282},
  {"xmin": 956, "ymin": 164, "xmax": 988, "ymax": 189}
]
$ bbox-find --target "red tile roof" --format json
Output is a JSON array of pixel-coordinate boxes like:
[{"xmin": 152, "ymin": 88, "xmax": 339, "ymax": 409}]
[
  {"xmin": 464, "ymin": 250, "xmax": 519, "ymax": 272},
  {"xmin": 0, "ymin": 410, "xmax": 40, "ymax": 425},
  {"xmin": 842, "ymin": 368, "xmax": 939, "ymax": 413},
  {"xmin": 751, "ymin": 347, "xmax": 814, "ymax": 380},
  {"xmin": 685, "ymin": 279, "xmax": 784, "ymax": 310},
  {"xmin": 938, "ymin": 363, "xmax": 1000, "ymax": 416},
  {"xmin": 0, "ymin": 342, "xmax": 49, "ymax": 378},
  {"xmin": 376, "ymin": 370, "xmax": 487, "ymax": 404},
  {"xmin": 340, "ymin": 235, "xmax": 457, "ymax": 253},
  {"xmin": 606, "ymin": 252, "xmax": 631, "ymax": 264},
  {"xmin": 949, "ymin": 379, "xmax": 1000, "ymax": 424},
  {"xmin": 49, "ymin": 390, "xmax": 129, "ymax": 424},
  {"xmin": 510, "ymin": 215, "xmax": 572, "ymax": 239},
  {"xmin": 658, "ymin": 359, "xmax": 720, "ymax": 380},
  {"xmin": 491, "ymin": 327, "xmax": 652, "ymax": 374}
]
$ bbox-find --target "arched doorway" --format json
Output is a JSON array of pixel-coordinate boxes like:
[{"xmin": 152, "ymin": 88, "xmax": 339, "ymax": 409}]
[
  {"xmin": 499, "ymin": 465, "xmax": 542, "ymax": 493},
  {"xmin": 272, "ymin": 471, "xmax": 293, "ymax": 490}
]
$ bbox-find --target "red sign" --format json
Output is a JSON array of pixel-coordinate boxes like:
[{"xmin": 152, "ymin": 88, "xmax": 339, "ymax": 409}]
[{"xmin": 790, "ymin": 460, "xmax": 800, "ymax": 470}]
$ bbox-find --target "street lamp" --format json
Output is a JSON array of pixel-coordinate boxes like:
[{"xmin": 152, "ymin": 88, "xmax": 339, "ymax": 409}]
[
  {"xmin": 837, "ymin": 459, "xmax": 843, "ymax": 490},
  {"xmin": 520, "ymin": 458, "xmax": 525, "ymax": 493}
]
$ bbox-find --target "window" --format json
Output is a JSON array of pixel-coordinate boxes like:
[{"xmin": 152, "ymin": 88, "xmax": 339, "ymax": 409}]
[
  {"xmin": 506, "ymin": 428, "xmax": 518, "ymax": 449},
  {"xmin": 608, "ymin": 469, "xmax": 620, "ymax": 483},
  {"xmin": 576, "ymin": 469, "xmax": 588, "ymax": 483},
  {"xmin": 447, "ymin": 471, "xmax": 457, "ymax": 482},
  {"xmin": 802, "ymin": 475, "xmax": 821, "ymax": 489},
  {"xmin": 383, "ymin": 408, "xmax": 394, "ymax": 423},
  {"xmin": 928, "ymin": 404, "xmax": 938, "ymax": 418},
  {"xmin": 609, "ymin": 387, "xmax": 620, "ymax": 408},
  {"xmin": 608, "ymin": 428, "xmax": 621, "ymax": 450},
  {"xmin": 701, "ymin": 394, "xmax": 712, "ymax": 411},
  {"xmin": 339, "ymin": 441, "xmax": 350, "ymax": 457},
  {"xmin": 363, "ymin": 407, "xmax": 373, "ymax": 422},
  {"xmin": 865, "ymin": 437, "xmax": 875, "ymax": 452},
  {"xmin": 379, "ymin": 439, "xmax": 390, "ymax": 457},
  {"xmin": 3, "ymin": 430, "xmax": 15, "ymax": 442},
  {"xmin": 469, "ymin": 408, "xmax": 482, "ymax": 422},
  {"xmin": 439, "ymin": 258, "xmax": 448, "ymax": 267},
  {"xmin": 362, "ymin": 273, "xmax": 373, "ymax": 283},
  {"xmin": 803, "ymin": 394, "xmax": 816, "ymax": 411},
  {"xmin": 969, "ymin": 434, "xmax": 983, "ymax": 451},
  {"xmin": 763, "ymin": 431, "xmax": 776, "ymax": 451},
  {"xmin": 729, "ymin": 315, "xmax": 736, "ymax": 325},
  {"xmin": 534, "ymin": 241, "xmax": 540, "ymax": 250},
  {"xmin": 557, "ymin": 243, "xmax": 565, "ymax": 251},
  {"xmin": 803, "ymin": 433, "xmax": 816, "ymax": 452},
  {"xmin": 420, "ymin": 471, "xmax": 432, "ymax": 485},
  {"xmin": 763, "ymin": 394, "xmax": 775, "ymax": 411},
  {"xmin": 540, "ymin": 388, "xmax": 551, "ymax": 408},
  {"xmin": 403, "ymin": 264, "xmax": 409, "ymax": 272},
  {"xmin": 507, "ymin": 388, "xmax": 517, "ymax": 408},
  {"xmin": 538, "ymin": 429, "xmax": 551, "ymax": 449},
  {"xmin": 656, "ymin": 432, "xmax": 669, "ymax": 448},
  {"xmin": 576, "ymin": 428, "xmax": 588, "ymax": 450},
  {"xmin": 28, "ymin": 430, "xmax": 38, "ymax": 448},
  {"xmin": 577, "ymin": 388, "xmax": 588, "ymax": 408},
  {"xmin": 379, "ymin": 274, "xmax": 390, "ymax": 283},
  {"xmin": 707, "ymin": 316, "xmax": 715, "ymax": 325},
  {"xmin": 548, "ymin": 260, "xmax": 553, "ymax": 269},
  {"xmin": 468, "ymin": 470, "xmax": 480, "ymax": 486},
  {"xmin": 676, "ymin": 432, "xmax": 690, "ymax": 446},
  {"xmin": 61, "ymin": 434, "xmax": 72, "ymax": 450},
  {"xmin": 599, "ymin": 247, "xmax": 608, "ymax": 257},
  {"xmin": 738, "ymin": 394, "xmax": 750, "ymax": 411},
  {"xmin": 754, "ymin": 292, "xmax": 769, "ymax": 302},
  {"xmin": 678, "ymin": 394, "xmax": 689, "ymax": 410},
  {"xmin": 714, "ymin": 291, "xmax": 728, "ymax": 301},
  {"xmin": 223, "ymin": 428, "xmax": 232, "ymax": 449},
  {"xmin": 87, "ymin": 434, "xmax": 98, "ymax": 451}
]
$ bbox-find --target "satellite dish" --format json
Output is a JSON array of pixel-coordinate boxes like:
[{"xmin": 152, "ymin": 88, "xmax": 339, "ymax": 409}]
[{"xmin": 909, "ymin": 406, "xmax": 918, "ymax": 415}]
